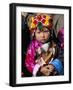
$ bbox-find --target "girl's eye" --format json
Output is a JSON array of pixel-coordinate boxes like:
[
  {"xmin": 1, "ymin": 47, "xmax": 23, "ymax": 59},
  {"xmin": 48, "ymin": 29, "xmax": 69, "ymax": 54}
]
[
  {"xmin": 37, "ymin": 31, "xmax": 41, "ymax": 34},
  {"xmin": 44, "ymin": 30, "xmax": 49, "ymax": 33}
]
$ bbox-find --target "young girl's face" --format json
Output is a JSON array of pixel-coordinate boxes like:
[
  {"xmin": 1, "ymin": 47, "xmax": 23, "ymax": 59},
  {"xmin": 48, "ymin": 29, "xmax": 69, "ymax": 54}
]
[{"xmin": 35, "ymin": 27, "xmax": 50, "ymax": 43}]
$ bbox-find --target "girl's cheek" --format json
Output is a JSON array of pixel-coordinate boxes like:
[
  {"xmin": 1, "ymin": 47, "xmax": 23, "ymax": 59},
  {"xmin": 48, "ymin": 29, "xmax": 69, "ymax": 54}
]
[{"xmin": 45, "ymin": 33, "xmax": 50, "ymax": 38}]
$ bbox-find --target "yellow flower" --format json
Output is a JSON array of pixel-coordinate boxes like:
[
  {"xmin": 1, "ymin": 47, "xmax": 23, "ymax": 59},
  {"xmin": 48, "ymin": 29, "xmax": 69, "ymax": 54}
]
[
  {"xmin": 44, "ymin": 20, "xmax": 49, "ymax": 26},
  {"xmin": 31, "ymin": 17, "xmax": 34, "ymax": 22},
  {"xmin": 46, "ymin": 15, "xmax": 49, "ymax": 20},
  {"xmin": 30, "ymin": 23, "xmax": 36, "ymax": 29}
]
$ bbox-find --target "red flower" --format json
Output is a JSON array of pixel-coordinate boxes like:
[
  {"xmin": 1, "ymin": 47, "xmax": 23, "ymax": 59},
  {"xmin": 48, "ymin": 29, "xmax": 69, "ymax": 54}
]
[
  {"xmin": 37, "ymin": 15, "xmax": 42, "ymax": 21},
  {"xmin": 42, "ymin": 19, "xmax": 46, "ymax": 24},
  {"xmin": 43, "ymin": 15, "xmax": 46, "ymax": 19},
  {"xmin": 33, "ymin": 20, "xmax": 38, "ymax": 25}
]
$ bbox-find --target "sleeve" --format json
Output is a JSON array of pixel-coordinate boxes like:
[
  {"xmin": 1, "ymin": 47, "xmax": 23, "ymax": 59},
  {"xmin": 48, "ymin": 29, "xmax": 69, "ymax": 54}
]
[
  {"xmin": 25, "ymin": 43, "xmax": 35, "ymax": 74},
  {"xmin": 25, "ymin": 42, "xmax": 41, "ymax": 75},
  {"xmin": 50, "ymin": 59, "xmax": 64, "ymax": 75}
]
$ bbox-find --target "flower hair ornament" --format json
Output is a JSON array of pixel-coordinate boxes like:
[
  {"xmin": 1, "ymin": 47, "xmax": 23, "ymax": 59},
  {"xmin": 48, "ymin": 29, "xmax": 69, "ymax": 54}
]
[{"xmin": 27, "ymin": 14, "xmax": 53, "ymax": 33}]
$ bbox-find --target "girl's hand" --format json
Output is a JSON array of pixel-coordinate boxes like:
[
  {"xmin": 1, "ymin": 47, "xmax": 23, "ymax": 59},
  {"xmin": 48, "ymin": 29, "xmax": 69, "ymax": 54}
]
[{"xmin": 40, "ymin": 64, "xmax": 54, "ymax": 76}]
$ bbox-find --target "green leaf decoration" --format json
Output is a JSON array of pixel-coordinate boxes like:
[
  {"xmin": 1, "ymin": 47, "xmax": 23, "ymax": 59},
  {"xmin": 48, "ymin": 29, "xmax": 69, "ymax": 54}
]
[{"xmin": 37, "ymin": 22, "xmax": 43, "ymax": 31}]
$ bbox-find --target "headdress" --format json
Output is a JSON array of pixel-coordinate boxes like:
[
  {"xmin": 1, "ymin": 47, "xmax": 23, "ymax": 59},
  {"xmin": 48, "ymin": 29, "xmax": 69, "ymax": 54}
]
[{"xmin": 27, "ymin": 14, "xmax": 53, "ymax": 33}]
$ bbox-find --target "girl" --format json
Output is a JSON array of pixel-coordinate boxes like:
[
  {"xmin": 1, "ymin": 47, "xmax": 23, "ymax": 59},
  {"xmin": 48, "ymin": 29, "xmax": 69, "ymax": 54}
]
[{"xmin": 25, "ymin": 14, "xmax": 63, "ymax": 76}]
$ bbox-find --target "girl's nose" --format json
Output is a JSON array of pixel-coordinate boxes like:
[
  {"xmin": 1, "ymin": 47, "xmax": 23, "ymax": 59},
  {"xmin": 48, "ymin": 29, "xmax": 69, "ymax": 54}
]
[{"xmin": 41, "ymin": 32, "xmax": 45, "ymax": 38}]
